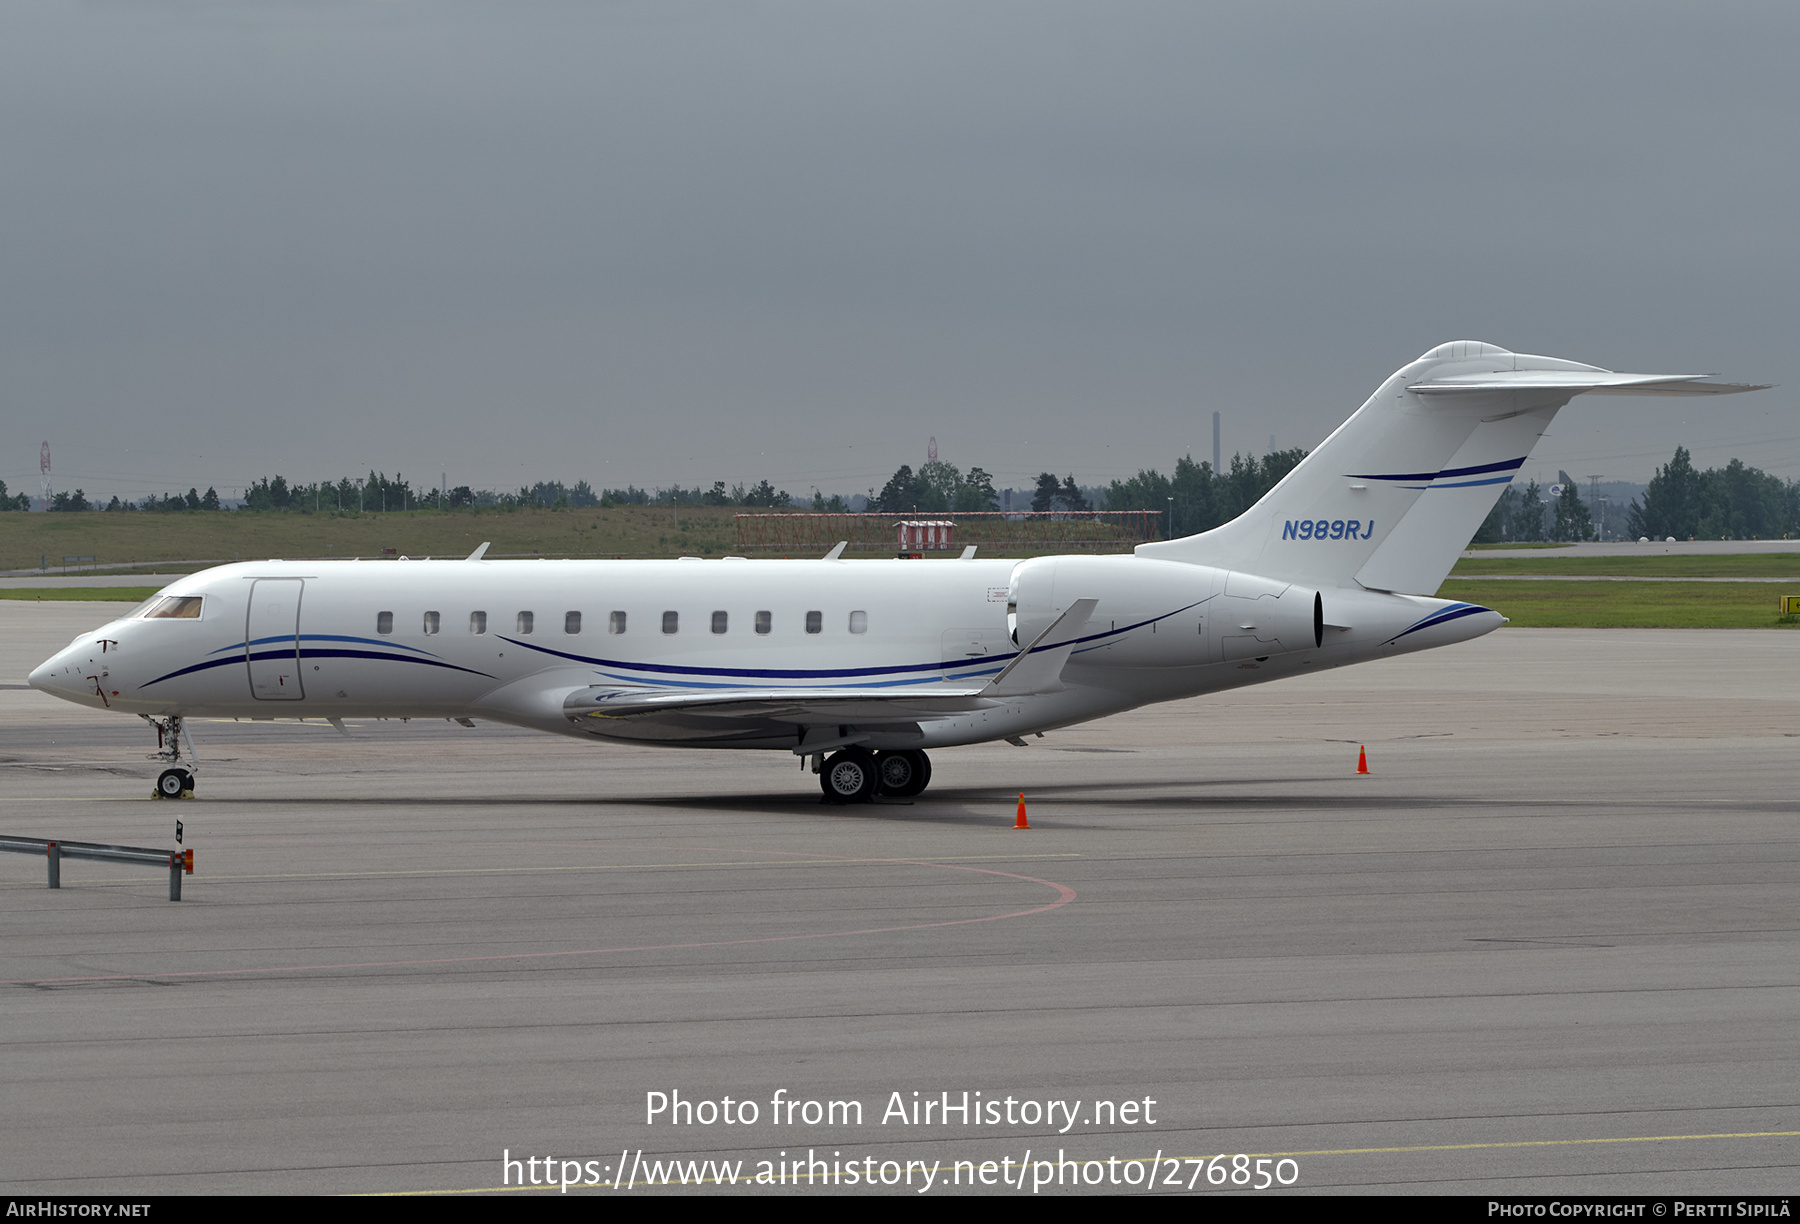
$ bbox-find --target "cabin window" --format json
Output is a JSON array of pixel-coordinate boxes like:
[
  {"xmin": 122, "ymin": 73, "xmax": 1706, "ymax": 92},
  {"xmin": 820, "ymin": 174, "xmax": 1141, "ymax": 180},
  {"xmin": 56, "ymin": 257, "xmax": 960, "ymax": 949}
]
[
  {"xmin": 805, "ymin": 610, "xmax": 822, "ymax": 635},
  {"xmin": 143, "ymin": 596, "xmax": 203, "ymax": 619},
  {"xmin": 755, "ymin": 611, "xmax": 771, "ymax": 635},
  {"xmin": 423, "ymin": 611, "xmax": 441, "ymax": 635},
  {"xmin": 377, "ymin": 611, "xmax": 393, "ymax": 635},
  {"xmin": 711, "ymin": 610, "xmax": 728, "ymax": 635},
  {"xmin": 849, "ymin": 610, "xmax": 868, "ymax": 634},
  {"xmin": 662, "ymin": 611, "xmax": 679, "ymax": 635},
  {"xmin": 517, "ymin": 611, "xmax": 534, "ymax": 635},
  {"xmin": 470, "ymin": 611, "xmax": 487, "ymax": 635},
  {"xmin": 564, "ymin": 611, "xmax": 581, "ymax": 634},
  {"xmin": 609, "ymin": 611, "xmax": 626, "ymax": 635}
]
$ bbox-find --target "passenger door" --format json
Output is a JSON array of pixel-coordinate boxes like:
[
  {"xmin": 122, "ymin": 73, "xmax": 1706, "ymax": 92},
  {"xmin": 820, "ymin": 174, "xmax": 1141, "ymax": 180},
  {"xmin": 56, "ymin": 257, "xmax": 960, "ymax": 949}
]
[{"xmin": 247, "ymin": 578, "xmax": 305, "ymax": 700}]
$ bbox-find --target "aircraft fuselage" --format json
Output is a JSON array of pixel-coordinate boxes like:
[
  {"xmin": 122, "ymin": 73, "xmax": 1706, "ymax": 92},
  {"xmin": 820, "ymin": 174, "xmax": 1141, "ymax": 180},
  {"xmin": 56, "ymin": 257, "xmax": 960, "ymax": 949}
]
[{"xmin": 28, "ymin": 554, "xmax": 1495, "ymax": 754}]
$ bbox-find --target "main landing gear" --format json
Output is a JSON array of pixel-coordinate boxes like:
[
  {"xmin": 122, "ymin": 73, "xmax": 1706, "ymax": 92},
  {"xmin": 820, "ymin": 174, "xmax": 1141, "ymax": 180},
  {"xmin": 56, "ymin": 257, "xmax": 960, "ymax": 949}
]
[
  {"xmin": 817, "ymin": 748, "xmax": 932, "ymax": 804},
  {"xmin": 145, "ymin": 715, "xmax": 197, "ymax": 800}
]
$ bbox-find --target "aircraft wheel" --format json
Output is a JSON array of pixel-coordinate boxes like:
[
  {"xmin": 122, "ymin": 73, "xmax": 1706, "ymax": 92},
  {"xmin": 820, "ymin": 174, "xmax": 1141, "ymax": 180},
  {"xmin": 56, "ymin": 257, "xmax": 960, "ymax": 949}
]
[
  {"xmin": 156, "ymin": 769, "xmax": 193, "ymax": 800},
  {"xmin": 820, "ymin": 749, "xmax": 877, "ymax": 804},
  {"xmin": 875, "ymin": 749, "xmax": 931, "ymax": 798}
]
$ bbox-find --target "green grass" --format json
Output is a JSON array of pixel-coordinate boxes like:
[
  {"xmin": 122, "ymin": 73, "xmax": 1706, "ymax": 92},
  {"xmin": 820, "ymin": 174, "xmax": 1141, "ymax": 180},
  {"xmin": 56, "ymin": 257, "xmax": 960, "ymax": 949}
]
[
  {"xmin": 1436, "ymin": 580, "xmax": 1800, "ymax": 628},
  {"xmin": 0, "ymin": 587, "xmax": 161, "ymax": 602},
  {"xmin": 1450, "ymin": 553, "xmax": 1800, "ymax": 578},
  {"xmin": 24, "ymin": 565, "xmax": 214, "ymax": 578},
  {"xmin": 1, "ymin": 506, "xmax": 1148, "ymax": 572},
  {"xmin": 0, "ymin": 506, "xmax": 746, "ymax": 571}
]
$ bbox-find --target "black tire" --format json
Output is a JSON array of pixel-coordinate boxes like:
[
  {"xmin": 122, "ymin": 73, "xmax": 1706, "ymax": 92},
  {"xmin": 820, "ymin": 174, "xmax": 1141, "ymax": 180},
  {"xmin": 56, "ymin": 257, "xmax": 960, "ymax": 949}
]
[
  {"xmin": 156, "ymin": 769, "xmax": 191, "ymax": 799},
  {"xmin": 875, "ymin": 749, "xmax": 932, "ymax": 798},
  {"xmin": 819, "ymin": 749, "xmax": 877, "ymax": 804}
]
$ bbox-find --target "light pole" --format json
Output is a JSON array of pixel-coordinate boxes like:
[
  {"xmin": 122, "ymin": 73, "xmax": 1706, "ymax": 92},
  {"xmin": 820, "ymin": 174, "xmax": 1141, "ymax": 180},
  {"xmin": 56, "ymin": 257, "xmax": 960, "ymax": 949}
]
[{"xmin": 1166, "ymin": 497, "xmax": 1174, "ymax": 540}]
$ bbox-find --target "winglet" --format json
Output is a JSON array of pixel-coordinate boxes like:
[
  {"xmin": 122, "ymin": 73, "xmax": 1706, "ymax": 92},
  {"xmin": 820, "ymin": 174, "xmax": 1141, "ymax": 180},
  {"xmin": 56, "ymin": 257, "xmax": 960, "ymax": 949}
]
[
  {"xmin": 823, "ymin": 541, "xmax": 847, "ymax": 561},
  {"xmin": 465, "ymin": 542, "xmax": 491, "ymax": 561},
  {"xmin": 983, "ymin": 598, "xmax": 1098, "ymax": 697},
  {"xmin": 959, "ymin": 545, "xmax": 978, "ymax": 559}
]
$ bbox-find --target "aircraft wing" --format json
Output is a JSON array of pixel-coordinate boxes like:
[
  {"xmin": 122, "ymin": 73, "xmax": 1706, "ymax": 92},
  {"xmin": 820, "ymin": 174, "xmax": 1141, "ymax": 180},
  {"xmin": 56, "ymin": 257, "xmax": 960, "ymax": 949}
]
[
  {"xmin": 565, "ymin": 685, "xmax": 996, "ymax": 723},
  {"xmin": 564, "ymin": 599, "xmax": 1101, "ymax": 725}
]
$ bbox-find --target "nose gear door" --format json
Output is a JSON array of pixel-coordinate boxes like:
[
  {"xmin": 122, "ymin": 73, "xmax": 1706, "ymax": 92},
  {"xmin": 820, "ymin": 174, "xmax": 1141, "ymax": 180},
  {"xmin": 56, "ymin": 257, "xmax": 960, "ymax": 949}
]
[{"xmin": 247, "ymin": 578, "xmax": 305, "ymax": 700}]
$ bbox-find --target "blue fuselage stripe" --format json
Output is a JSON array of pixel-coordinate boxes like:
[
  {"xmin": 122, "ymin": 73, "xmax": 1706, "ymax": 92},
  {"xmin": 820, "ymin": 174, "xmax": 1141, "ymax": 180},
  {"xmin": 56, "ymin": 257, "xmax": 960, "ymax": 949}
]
[
  {"xmin": 1346, "ymin": 456, "xmax": 1527, "ymax": 483},
  {"xmin": 210, "ymin": 634, "xmax": 437, "ymax": 657},
  {"xmin": 493, "ymin": 600, "xmax": 1205, "ymax": 685},
  {"xmin": 1384, "ymin": 603, "xmax": 1491, "ymax": 644},
  {"xmin": 141, "ymin": 649, "xmax": 492, "ymax": 688}
]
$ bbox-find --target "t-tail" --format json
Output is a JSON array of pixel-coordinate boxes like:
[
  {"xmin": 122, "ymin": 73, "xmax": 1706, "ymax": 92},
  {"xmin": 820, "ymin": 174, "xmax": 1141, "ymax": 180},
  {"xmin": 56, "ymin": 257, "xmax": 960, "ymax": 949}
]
[{"xmin": 1137, "ymin": 341, "xmax": 1765, "ymax": 595}]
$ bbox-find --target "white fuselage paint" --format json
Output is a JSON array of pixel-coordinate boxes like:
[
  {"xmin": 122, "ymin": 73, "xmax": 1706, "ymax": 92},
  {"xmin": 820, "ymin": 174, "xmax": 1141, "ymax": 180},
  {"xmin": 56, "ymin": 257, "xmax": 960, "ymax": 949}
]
[
  {"xmin": 28, "ymin": 555, "xmax": 1500, "ymax": 753},
  {"xmin": 33, "ymin": 343, "xmax": 1757, "ymax": 769}
]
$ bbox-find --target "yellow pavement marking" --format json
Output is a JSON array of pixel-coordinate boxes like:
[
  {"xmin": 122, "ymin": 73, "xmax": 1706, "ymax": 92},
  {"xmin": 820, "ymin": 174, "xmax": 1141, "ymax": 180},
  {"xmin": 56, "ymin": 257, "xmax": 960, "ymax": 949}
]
[{"xmin": 1262, "ymin": 1128, "xmax": 1800, "ymax": 1156}]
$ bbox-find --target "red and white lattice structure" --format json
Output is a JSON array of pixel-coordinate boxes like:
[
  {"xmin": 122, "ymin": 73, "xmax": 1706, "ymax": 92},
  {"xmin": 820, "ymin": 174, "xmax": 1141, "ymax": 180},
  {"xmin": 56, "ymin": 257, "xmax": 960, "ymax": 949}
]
[{"xmin": 897, "ymin": 519, "xmax": 955, "ymax": 551}]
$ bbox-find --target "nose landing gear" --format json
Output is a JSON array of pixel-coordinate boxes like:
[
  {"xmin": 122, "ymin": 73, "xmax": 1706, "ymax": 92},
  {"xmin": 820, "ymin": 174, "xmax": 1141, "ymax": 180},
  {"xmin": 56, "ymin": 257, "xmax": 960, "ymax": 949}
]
[{"xmin": 145, "ymin": 715, "xmax": 198, "ymax": 800}]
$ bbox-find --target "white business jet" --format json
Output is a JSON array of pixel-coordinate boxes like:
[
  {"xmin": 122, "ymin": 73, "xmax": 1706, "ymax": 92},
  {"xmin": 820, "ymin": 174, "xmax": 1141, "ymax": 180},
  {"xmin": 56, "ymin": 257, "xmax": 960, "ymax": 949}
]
[{"xmin": 29, "ymin": 342, "xmax": 1762, "ymax": 803}]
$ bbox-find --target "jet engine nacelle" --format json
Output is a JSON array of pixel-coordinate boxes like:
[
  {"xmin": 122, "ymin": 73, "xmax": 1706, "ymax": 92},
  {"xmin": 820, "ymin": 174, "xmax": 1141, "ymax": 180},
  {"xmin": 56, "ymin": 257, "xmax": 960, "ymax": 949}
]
[
  {"xmin": 1212, "ymin": 569, "xmax": 1323, "ymax": 662},
  {"xmin": 1007, "ymin": 555, "xmax": 1321, "ymax": 667}
]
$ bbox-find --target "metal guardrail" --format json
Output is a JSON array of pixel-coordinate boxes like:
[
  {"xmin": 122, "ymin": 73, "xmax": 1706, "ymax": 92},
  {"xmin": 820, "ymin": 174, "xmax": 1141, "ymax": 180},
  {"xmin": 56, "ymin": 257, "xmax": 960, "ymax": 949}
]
[{"xmin": 0, "ymin": 835, "xmax": 193, "ymax": 901}]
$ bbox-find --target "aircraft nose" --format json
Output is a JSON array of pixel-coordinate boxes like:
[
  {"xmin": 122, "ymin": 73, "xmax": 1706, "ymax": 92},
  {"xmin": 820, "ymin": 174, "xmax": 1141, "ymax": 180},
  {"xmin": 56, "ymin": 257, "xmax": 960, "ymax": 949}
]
[
  {"xmin": 29, "ymin": 652, "xmax": 67, "ymax": 694},
  {"xmin": 29, "ymin": 646, "xmax": 88, "ymax": 699}
]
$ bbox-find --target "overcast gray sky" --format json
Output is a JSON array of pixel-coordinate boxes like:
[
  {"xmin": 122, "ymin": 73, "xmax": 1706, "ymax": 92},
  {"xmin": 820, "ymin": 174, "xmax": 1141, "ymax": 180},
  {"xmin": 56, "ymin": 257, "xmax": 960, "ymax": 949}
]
[{"xmin": 3, "ymin": 1, "xmax": 1795, "ymax": 504}]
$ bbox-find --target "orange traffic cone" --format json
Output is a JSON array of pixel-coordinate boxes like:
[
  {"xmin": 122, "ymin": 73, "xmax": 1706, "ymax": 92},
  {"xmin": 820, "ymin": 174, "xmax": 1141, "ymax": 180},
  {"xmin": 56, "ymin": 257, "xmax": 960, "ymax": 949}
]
[
  {"xmin": 1356, "ymin": 745, "xmax": 1369, "ymax": 774},
  {"xmin": 1014, "ymin": 793, "xmax": 1030, "ymax": 829}
]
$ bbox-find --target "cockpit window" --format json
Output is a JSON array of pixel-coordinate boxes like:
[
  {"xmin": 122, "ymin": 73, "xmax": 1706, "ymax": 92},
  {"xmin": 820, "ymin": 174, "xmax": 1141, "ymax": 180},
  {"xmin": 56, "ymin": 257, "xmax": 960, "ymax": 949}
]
[{"xmin": 143, "ymin": 596, "xmax": 203, "ymax": 619}]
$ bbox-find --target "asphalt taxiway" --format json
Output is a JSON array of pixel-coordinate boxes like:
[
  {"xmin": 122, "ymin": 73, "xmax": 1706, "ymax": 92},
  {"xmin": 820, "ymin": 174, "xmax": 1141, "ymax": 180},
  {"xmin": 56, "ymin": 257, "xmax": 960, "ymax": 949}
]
[{"xmin": 2, "ymin": 602, "xmax": 1796, "ymax": 1195}]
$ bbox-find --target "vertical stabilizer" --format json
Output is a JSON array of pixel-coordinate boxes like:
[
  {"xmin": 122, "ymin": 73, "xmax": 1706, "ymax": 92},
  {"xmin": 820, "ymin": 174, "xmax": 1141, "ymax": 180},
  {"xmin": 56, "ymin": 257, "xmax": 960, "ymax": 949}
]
[{"xmin": 1137, "ymin": 342, "xmax": 1762, "ymax": 594}]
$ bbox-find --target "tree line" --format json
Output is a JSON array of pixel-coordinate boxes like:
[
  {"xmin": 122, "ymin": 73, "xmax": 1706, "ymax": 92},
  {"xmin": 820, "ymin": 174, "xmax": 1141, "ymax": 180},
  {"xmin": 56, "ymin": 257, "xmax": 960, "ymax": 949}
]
[
  {"xmin": 1471, "ymin": 481, "xmax": 1596, "ymax": 543},
  {"xmin": 7, "ymin": 454, "xmax": 1308, "ymax": 531},
  {"xmin": 1624, "ymin": 447, "xmax": 1799, "ymax": 540},
  {"xmin": 14, "ymin": 473, "xmax": 754, "ymax": 513},
  {"xmin": 1471, "ymin": 448, "xmax": 1800, "ymax": 544},
  {"xmin": 19, "ymin": 446, "xmax": 1795, "ymax": 541},
  {"xmin": 1099, "ymin": 450, "xmax": 1310, "ymax": 536}
]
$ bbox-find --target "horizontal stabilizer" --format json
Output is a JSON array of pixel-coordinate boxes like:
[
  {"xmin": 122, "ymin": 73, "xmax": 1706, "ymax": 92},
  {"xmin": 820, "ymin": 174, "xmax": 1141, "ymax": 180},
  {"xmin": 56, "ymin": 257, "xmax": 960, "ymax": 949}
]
[{"xmin": 1409, "ymin": 371, "xmax": 1768, "ymax": 396}]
